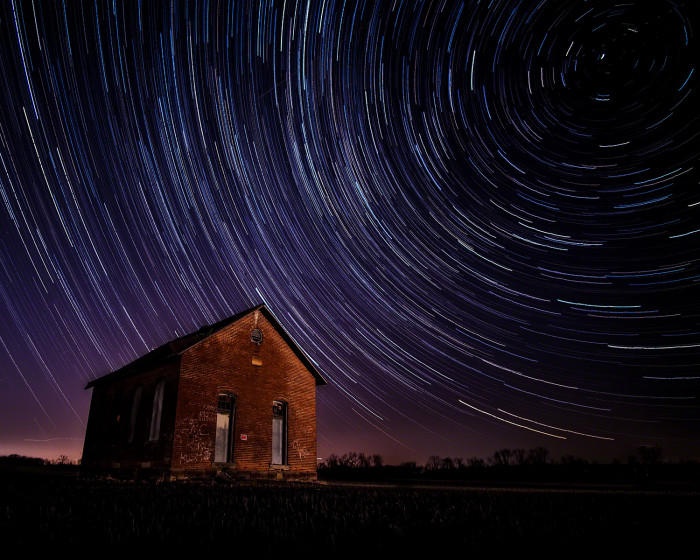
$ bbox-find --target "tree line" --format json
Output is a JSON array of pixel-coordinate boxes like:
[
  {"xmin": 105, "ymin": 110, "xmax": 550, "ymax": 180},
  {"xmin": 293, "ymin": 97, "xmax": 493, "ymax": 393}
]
[
  {"xmin": 0, "ymin": 453, "xmax": 77, "ymax": 467},
  {"xmin": 320, "ymin": 446, "xmax": 699, "ymax": 484},
  {"xmin": 323, "ymin": 445, "xmax": 668, "ymax": 470}
]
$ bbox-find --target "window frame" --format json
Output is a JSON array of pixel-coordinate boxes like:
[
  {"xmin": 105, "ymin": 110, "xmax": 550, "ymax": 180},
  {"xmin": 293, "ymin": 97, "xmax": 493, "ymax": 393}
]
[
  {"xmin": 271, "ymin": 400, "xmax": 288, "ymax": 466},
  {"xmin": 214, "ymin": 392, "xmax": 236, "ymax": 464},
  {"xmin": 148, "ymin": 379, "xmax": 165, "ymax": 442},
  {"xmin": 127, "ymin": 385, "xmax": 142, "ymax": 443}
]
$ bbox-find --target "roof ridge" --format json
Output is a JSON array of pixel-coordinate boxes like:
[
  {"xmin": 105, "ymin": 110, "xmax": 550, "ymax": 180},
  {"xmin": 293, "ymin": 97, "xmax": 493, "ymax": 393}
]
[{"xmin": 85, "ymin": 303, "xmax": 326, "ymax": 388}]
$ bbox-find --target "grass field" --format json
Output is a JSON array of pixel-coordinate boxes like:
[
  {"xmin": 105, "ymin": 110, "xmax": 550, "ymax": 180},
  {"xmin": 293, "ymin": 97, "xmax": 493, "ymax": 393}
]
[{"xmin": 1, "ymin": 475, "xmax": 697, "ymax": 553}]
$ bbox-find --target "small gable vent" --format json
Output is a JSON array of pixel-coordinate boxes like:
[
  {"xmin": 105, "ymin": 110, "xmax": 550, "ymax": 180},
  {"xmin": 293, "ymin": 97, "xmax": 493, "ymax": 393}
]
[{"xmin": 251, "ymin": 328, "xmax": 263, "ymax": 345}]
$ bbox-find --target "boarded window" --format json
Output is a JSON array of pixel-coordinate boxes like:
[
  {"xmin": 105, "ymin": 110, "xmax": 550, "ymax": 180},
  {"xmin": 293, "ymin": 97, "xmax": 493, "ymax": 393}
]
[
  {"xmin": 128, "ymin": 386, "xmax": 142, "ymax": 443},
  {"xmin": 214, "ymin": 393, "xmax": 236, "ymax": 463},
  {"xmin": 272, "ymin": 401, "xmax": 287, "ymax": 465},
  {"xmin": 148, "ymin": 380, "xmax": 165, "ymax": 441}
]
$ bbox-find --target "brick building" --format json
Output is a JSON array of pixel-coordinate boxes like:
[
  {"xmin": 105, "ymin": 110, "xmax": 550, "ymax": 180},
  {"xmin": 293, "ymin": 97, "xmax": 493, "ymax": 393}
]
[{"xmin": 81, "ymin": 304, "xmax": 326, "ymax": 479}]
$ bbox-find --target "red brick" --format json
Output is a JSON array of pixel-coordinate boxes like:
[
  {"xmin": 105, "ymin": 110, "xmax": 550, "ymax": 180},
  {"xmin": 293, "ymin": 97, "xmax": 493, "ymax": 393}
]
[{"xmin": 81, "ymin": 306, "xmax": 323, "ymax": 480}]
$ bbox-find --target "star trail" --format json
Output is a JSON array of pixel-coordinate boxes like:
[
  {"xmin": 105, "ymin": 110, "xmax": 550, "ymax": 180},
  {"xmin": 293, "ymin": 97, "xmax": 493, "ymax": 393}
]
[{"xmin": 0, "ymin": 0, "xmax": 698, "ymax": 463}]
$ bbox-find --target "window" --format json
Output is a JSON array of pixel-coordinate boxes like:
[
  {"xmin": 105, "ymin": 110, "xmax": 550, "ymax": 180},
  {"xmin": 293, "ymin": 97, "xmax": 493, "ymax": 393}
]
[
  {"xmin": 128, "ymin": 386, "xmax": 142, "ymax": 443},
  {"xmin": 108, "ymin": 394, "xmax": 123, "ymax": 444},
  {"xmin": 148, "ymin": 379, "xmax": 165, "ymax": 441},
  {"xmin": 271, "ymin": 401, "xmax": 287, "ymax": 465},
  {"xmin": 214, "ymin": 393, "xmax": 236, "ymax": 463}
]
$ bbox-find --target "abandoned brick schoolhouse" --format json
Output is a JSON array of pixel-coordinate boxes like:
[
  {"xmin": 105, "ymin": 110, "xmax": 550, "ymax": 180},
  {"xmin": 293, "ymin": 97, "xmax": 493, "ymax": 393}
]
[{"xmin": 81, "ymin": 304, "xmax": 326, "ymax": 479}]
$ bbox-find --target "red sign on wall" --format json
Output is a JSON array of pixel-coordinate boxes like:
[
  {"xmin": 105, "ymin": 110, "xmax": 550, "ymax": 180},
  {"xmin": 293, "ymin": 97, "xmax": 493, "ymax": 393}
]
[{"xmin": 240, "ymin": 434, "xmax": 248, "ymax": 441}]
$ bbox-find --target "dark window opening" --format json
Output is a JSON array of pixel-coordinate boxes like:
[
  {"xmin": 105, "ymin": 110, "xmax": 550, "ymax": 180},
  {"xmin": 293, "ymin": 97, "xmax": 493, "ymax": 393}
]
[
  {"xmin": 108, "ymin": 393, "xmax": 124, "ymax": 445},
  {"xmin": 128, "ymin": 386, "xmax": 142, "ymax": 443},
  {"xmin": 149, "ymin": 379, "xmax": 165, "ymax": 441}
]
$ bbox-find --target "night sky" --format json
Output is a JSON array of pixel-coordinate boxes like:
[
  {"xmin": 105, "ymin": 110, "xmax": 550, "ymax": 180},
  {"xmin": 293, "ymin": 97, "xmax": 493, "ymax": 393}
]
[{"xmin": 0, "ymin": 0, "xmax": 698, "ymax": 465}]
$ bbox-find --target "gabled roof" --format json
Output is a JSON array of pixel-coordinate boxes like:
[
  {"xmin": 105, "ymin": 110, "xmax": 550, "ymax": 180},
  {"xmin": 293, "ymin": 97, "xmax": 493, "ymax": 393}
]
[{"xmin": 85, "ymin": 304, "xmax": 327, "ymax": 388}]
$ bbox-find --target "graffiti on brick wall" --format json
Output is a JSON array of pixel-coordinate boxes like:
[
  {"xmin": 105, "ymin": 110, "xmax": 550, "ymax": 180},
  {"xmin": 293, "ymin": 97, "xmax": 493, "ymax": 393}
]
[
  {"xmin": 290, "ymin": 438, "xmax": 310, "ymax": 459},
  {"xmin": 174, "ymin": 405, "xmax": 216, "ymax": 463}
]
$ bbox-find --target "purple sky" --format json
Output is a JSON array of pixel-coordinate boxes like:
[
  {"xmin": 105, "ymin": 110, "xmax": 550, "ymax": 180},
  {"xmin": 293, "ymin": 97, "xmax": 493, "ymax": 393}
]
[{"xmin": 0, "ymin": 0, "xmax": 698, "ymax": 465}]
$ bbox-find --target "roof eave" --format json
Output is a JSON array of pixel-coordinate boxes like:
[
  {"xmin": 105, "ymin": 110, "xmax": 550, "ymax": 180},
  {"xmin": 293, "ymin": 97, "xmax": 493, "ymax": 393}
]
[{"xmin": 84, "ymin": 354, "xmax": 181, "ymax": 389}]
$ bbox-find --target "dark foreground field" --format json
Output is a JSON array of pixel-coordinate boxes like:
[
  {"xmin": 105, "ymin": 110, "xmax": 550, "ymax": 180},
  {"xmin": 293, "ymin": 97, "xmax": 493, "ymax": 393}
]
[{"xmin": 1, "ymin": 475, "xmax": 697, "ymax": 553}]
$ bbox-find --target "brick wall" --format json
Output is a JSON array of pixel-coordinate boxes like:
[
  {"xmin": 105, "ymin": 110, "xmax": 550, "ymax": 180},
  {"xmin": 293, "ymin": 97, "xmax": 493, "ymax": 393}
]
[
  {"xmin": 172, "ymin": 310, "xmax": 318, "ymax": 478},
  {"xmin": 81, "ymin": 360, "xmax": 180, "ymax": 472}
]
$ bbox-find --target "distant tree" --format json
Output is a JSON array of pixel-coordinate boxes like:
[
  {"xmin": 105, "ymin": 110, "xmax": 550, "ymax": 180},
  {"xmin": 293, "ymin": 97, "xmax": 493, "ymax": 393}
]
[
  {"xmin": 467, "ymin": 457, "xmax": 485, "ymax": 469},
  {"xmin": 345, "ymin": 452, "xmax": 358, "ymax": 467},
  {"xmin": 326, "ymin": 454, "xmax": 340, "ymax": 468},
  {"xmin": 513, "ymin": 449, "xmax": 527, "ymax": 466},
  {"xmin": 371, "ymin": 454, "xmax": 383, "ymax": 468},
  {"xmin": 355, "ymin": 452, "xmax": 370, "ymax": 468},
  {"xmin": 491, "ymin": 448, "xmax": 513, "ymax": 467},
  {"xmin": 52, "ymin": 455, "xmax": 75, "ymax": 466},
  {"xmin": 440, "ymin": 457, "xmax": 455, "ymax": 470},
  {"xmin": 560, "ymin": 454, "xmax": 588, "ymax": 466},
  {"xmin": 638, "ymin": 446, "xmax": 663, "ymax": 465},
  {"xmin": 527, "ymin": 447, "xmax": 549, "ymax": 466},
  {"xmin": 454, "ymin": 457, "xmax": 465, "ymax": 470},
  {"xmin": 426, "ymin": 456, "xmax": 442, "ymax": 471},
  {"xmin": 0, "ymin": 454, "xmax": 48, "ymax": 466}
]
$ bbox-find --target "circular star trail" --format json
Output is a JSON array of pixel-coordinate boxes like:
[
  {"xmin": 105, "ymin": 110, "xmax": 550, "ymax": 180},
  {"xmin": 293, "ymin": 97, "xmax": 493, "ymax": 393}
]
[{"xmin": 0, "ymin": 0, "xmax": 698, "ymax": 462}]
